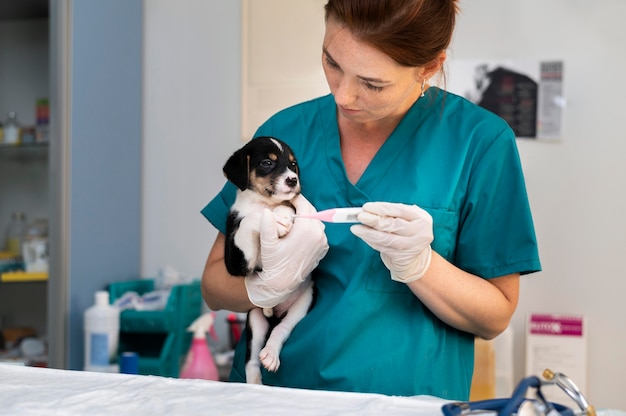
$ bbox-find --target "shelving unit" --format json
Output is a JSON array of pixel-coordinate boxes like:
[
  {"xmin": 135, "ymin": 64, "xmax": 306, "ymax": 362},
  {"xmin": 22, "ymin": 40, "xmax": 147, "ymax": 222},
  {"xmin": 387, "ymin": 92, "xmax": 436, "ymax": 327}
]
[
  {"xmin": 1, "ymin": 1, "xmax": 144, "ymax": 371},
  {"xmin": 0, "ymin": 2, "xmax": 50, "ymax": 365}
]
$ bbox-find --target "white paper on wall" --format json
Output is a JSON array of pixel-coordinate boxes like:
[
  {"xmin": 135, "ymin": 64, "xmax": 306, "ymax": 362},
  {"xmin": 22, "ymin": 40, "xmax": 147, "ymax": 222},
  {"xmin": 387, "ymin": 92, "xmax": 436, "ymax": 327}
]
[{"xmin": 525, "ymin": 313, "xmax": 587, "ymax": 405}]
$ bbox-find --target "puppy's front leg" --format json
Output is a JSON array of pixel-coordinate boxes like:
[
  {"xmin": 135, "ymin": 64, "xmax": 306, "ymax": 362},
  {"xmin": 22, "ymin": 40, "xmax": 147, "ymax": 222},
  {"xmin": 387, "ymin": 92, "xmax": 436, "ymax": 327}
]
[
  {"xmin": 259, "ymin": 281, "xmax": 313, "ymax": 372},
  {"xmin": 233, "ymin": 213, "xmax": 262, "ymax": 274},
  {"xmin": 245, "ymin": 307, "xmax": 269, "ymax": 384}
]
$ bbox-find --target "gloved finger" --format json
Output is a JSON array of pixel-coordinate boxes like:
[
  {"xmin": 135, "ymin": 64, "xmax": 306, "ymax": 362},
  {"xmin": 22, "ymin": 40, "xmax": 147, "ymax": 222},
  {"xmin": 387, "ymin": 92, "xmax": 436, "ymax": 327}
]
[
  {"xmin": 359, "ymin": 203, "xmax": 431, "ymax": 236},
  {"xmin": 291, "ymin": 195, "xmax": 326, "ymax": 236},
  {"xmin": 259, "ymin": 208, "xmax": 279, "ymax": 247},
  {"xmin": 357, "ymin": 211, "xmax": 414, "ymax": 234},
  {"xmin": 292, "ymin": 194, "xmax": 318, "ymax": 216},
  {"xmin": 350, "ymin": 224, "xmax": 395, "ymax": 252},
  {"xmin": 351, "ymin": 223, "xmax": 428, "ymax": 252},
  {"xmin": 357, "ymin": 211, "xmax": 429, "ymax": 238},
  {"xmin": 362, "ymin": 202, "xmax": 427, "ymax": 220},
  {"xmin": 289, "ymin": 218, "xmax": 329, "ymax": 253}
]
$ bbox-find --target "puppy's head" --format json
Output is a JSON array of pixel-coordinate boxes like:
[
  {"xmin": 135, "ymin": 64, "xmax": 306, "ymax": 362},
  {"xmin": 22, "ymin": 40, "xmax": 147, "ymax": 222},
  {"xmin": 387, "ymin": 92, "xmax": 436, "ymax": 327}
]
[{"xmin": 223, "ymin": 136, "xmax": 301, "ymax": 202}]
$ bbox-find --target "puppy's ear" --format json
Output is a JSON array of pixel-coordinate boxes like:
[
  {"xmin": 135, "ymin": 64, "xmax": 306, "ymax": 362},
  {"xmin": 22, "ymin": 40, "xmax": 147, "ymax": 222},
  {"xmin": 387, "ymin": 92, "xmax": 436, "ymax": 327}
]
[{"xmin": 223, "ymin": 149, "xmax": 250, "ymax": 191}]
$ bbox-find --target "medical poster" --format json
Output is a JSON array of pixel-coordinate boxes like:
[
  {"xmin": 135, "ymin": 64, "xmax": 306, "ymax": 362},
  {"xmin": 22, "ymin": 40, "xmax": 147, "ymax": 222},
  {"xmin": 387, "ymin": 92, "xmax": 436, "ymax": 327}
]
[
  {"xmin": 525, "ymin": 314, "xmax": 587, "ymax": 404},
  {"xmin": 447, "ymin": 60, "xmax": 564, "ymax": 140}
]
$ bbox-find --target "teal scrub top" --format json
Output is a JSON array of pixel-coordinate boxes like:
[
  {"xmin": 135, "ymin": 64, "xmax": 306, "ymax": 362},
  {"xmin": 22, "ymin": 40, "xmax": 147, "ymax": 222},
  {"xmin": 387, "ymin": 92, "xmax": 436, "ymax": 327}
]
[{"xmin": 201, "ymin": 88, "xmax": 541, "ymax": 400}]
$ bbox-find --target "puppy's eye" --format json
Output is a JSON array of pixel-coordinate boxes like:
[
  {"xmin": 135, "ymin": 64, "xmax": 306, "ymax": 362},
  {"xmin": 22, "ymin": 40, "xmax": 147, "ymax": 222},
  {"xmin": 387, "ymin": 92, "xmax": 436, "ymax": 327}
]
[{"xmin": 259, "ymin": 159, "xmax": 274, "ymax": 170}]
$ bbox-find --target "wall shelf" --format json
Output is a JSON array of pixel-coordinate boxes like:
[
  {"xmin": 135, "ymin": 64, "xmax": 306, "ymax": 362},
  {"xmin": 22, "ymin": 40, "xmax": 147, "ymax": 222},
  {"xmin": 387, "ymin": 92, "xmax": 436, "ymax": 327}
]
[
  {"xmin": 1, "ymin": 271, "xmax": 48, "ymax": 283},
  {"xmin": 0, "ymin": 142, "xmax": 48, "ymax": 163}
]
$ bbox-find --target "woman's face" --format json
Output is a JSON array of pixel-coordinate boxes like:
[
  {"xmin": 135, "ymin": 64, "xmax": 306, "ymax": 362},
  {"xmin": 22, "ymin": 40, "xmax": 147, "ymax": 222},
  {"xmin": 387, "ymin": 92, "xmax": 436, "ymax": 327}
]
[{"xmin": 322, "ymin": 20, "xmax": 423, "ymax": 127}]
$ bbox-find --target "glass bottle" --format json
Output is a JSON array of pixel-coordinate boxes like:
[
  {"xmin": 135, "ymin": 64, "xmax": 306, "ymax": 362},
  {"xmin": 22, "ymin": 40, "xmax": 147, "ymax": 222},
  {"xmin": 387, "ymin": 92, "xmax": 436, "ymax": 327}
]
[
  {"xmin": 22, "ymin": 218, "xmax": 49, "ymax": 272},
  {"xmin": 5, "ymin": 211, "xmax": 27, "ymax": 256},
  {"xmin": 3, "ymin": 111, "xmax": 21, "ymax": 145}
]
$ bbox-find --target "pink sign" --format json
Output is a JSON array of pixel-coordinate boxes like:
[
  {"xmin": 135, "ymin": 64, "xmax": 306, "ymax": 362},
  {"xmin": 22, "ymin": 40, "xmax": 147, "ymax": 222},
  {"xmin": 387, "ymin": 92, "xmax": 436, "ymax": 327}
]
[{"xmin": 529, "ymin": 314, "xmax": 584, "ymax": 336}]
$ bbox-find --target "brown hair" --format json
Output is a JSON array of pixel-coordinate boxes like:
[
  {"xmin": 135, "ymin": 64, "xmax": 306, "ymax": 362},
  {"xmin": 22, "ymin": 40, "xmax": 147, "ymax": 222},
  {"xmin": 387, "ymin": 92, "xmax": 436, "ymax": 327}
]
[{"xmin": 324, "ymin": 0, "xmax": 459, "ymax": 69}]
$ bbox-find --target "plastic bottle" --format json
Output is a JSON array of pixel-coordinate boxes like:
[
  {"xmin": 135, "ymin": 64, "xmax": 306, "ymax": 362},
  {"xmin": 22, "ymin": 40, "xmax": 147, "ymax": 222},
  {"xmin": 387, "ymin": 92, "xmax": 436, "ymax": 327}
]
[
  {"xmin": 180, "ymin": 312, "xmax": 219, "ymax": 380},
  {"xmin": 3, "ymin": 111, "xmax": 21, "ymax": 145},
  {"xmin": 84, "ymin": 291, "xmax": 120, "ymax": 373},
  {"xmin": 5, "ymin": 211, "xmax": 27, "ymax": 256}
]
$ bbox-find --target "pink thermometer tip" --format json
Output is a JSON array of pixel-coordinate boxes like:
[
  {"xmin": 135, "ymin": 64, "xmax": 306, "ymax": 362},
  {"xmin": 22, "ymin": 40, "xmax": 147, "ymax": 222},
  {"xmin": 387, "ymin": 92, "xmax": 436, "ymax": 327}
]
[{"xmin": 294, "ymin": 207, "xmax": 362, "ymax": 223}]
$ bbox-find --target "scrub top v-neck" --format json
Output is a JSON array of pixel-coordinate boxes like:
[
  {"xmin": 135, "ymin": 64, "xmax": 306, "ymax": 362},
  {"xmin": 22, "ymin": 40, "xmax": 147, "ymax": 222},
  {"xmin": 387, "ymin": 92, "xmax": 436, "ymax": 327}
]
[{"xmin": 201, "ymin": 88, "xmax": 541, "ymax": 400}]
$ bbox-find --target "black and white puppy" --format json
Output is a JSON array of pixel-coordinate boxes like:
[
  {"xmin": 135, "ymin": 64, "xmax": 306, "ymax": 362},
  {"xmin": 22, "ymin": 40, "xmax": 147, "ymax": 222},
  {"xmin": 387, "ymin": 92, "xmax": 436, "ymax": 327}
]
[{"xmin": 223, "ymin": 136, "xmax": 314, "ymax": 384}]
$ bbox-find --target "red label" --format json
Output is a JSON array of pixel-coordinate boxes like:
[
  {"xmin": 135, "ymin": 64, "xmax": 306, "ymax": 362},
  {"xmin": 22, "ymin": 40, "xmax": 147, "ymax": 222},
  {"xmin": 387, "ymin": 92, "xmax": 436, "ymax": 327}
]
[{"xmin": 529, "ymin": 314, "xmax": 583, "ymax": 336}]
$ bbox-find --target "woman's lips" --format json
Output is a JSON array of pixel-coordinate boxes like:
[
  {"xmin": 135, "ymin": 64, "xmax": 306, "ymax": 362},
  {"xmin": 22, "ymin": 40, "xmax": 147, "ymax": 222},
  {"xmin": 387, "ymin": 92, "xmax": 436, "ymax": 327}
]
[{"xmin": 339, "ymin": 105, "xmax": 360, "ymax": 115}]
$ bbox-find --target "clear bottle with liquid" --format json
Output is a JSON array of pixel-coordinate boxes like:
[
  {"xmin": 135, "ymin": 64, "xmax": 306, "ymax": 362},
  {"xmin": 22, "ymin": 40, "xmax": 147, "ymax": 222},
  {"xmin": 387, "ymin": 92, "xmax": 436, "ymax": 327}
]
[
  {"xmin": 5, "ymin": 211, "xmax": 27, "ymax": 256},
  {"xmin": 3, "ymin": 111, "xmax": 21, "ymax": 145}
]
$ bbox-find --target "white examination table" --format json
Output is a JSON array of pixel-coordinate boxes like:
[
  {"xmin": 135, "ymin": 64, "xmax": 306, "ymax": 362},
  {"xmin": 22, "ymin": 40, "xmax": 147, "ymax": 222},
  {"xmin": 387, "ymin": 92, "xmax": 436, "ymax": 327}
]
[{"xmin": 0, "ymin": 365, "xmax": 450, "ymax": 415}]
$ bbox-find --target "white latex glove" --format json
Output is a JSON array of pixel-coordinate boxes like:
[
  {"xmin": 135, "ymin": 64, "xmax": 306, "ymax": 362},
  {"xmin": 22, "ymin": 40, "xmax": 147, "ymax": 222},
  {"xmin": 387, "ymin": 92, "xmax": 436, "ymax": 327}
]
[
  {"xmin": 245, "ymin": 195, "xmax": 329, "ymax": 308},
  {"xmin": 350, "ymin": 202, "xmax": 433, "ymax": 283}
]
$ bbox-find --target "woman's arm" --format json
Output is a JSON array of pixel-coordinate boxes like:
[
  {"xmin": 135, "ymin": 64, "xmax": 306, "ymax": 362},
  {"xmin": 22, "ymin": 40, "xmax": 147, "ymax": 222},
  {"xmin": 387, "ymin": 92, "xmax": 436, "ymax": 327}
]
[
  {"xmin": 408, "ymin": 251, "xmax": 519, "ymax": 340},
  {"xmin": 201, "ymin": 232, "xmax": 256, "ymax": 312},
  {"xmin": 351, "ymin": 202, "xmax": 520, "ymax": 340}
]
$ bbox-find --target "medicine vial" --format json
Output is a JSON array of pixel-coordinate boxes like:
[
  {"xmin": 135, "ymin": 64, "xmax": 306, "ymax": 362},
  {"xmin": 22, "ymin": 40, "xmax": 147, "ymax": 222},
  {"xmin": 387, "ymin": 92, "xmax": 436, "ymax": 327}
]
[
  {"xmin": 84, "ymin": 291, "xmax": 120, "ymax": 372},
  {"xmin": 3, "ymin": 111, "xmax": 21, "ymax": 144}
]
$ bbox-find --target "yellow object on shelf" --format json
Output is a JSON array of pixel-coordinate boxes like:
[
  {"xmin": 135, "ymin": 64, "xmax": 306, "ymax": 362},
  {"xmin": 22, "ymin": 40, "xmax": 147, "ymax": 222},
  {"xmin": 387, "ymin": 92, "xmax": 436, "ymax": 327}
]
[{"xmin": 1, "ymin": 271, "xmax": 48, "ymax": 282}]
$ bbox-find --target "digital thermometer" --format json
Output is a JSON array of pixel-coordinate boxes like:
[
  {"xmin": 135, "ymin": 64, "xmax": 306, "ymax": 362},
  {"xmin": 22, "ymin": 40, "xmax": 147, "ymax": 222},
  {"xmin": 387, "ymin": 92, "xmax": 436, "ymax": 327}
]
[{"xmin": 293, "ymin": 207, "xmax": 363, "ymax": 223}]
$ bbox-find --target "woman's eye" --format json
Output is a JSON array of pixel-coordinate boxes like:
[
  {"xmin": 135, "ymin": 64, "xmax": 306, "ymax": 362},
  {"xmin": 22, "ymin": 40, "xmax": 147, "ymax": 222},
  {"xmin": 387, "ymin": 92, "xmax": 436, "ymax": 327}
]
[
  {"xmin": 324, "ymin": 55, "xmax": 340, "ymax": 70},
  {"xmin": 325, "ymin": 52, "xmax": 383, "ymax": 92},
  {"xmin": 365, "ymin": 82, "xmax": 384, "ymax": 92}
]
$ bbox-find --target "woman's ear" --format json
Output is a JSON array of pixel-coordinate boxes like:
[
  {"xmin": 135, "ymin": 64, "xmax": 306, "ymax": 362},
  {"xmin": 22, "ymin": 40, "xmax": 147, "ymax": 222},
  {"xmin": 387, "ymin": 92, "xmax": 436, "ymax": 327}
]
[{"xmin": 420, "ymin": 51, "xmax": 447, "ymax": 81}]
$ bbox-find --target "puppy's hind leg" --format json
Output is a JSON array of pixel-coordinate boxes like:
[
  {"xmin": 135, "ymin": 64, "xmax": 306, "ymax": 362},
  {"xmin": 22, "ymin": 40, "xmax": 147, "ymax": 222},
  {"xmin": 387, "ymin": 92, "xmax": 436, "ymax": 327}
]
[
  {"xmin": 245, "ymin": 308, "xmax": 269, "ymax": 384},
  {"xmin": 260, "ymin": 283, "xmax": 313, "ymax": 372}
]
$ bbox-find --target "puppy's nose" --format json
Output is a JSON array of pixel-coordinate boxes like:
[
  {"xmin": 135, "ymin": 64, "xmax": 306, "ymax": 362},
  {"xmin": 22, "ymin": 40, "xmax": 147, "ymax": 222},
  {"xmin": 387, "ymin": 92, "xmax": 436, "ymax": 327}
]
[{"xmin": 286, "ymin": 176, "xmax": 298, "ymax": 188}]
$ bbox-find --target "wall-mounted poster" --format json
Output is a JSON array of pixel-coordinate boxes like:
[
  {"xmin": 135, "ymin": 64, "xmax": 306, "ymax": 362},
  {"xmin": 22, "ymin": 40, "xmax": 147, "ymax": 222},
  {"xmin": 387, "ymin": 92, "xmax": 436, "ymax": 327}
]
[{"xmin": 447, "ymin": 60, "xmax": 564, "ymax": 140}]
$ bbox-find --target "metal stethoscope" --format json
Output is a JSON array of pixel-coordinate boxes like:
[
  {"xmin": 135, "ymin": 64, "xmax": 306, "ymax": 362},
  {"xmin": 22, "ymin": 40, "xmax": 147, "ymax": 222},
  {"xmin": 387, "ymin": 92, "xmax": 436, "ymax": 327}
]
[{"xmin": 442, "ymin": 369, "xmax": 595, "ymax": 416}]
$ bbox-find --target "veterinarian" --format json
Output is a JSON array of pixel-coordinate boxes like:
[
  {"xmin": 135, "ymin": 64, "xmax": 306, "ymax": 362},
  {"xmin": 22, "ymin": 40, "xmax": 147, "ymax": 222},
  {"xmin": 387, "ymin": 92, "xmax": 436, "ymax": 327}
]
[{"xmin": 201, "ymin": 0, "xmax": 540, "ymax": 400}]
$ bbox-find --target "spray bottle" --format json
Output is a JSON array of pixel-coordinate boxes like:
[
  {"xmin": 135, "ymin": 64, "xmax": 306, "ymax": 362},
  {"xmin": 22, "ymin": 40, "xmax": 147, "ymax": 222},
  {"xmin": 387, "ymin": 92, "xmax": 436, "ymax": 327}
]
[{"xmin": 180, "ymin": 312, "xmax": 219, "ymax": 380}]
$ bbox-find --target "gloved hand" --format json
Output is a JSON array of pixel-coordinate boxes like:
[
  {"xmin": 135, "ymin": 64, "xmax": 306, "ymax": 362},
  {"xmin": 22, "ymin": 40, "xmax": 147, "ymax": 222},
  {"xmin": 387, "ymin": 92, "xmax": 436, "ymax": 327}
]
[
  {"xmin": 350, "ymin": 202, "xmax": 433, "ymax": 283},
  {"xmin": 245, "ymin": 195, "xmax": 329, "ymax": 308}
]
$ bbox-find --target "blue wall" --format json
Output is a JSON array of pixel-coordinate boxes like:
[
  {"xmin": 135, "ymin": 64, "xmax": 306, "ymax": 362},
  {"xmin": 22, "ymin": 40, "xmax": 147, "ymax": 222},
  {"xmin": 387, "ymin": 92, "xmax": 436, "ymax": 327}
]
[{"xmin": 68, "ymin": 0, "xmax": 142, "ymax": 370}]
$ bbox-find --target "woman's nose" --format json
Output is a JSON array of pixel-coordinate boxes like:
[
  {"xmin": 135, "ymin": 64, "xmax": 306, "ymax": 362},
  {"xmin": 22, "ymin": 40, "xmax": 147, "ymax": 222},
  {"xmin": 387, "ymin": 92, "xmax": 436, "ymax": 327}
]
[{"xmin": 333, "ymin": 77, "xmax": 358, "ymax": 106}]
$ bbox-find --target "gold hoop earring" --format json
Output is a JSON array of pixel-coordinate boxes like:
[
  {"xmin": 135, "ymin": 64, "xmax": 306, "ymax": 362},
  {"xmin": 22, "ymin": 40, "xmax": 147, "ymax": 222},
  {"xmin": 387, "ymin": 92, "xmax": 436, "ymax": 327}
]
[{"xmin": 420, "ymin": 79, "xmax": 426, "ymax": 98}]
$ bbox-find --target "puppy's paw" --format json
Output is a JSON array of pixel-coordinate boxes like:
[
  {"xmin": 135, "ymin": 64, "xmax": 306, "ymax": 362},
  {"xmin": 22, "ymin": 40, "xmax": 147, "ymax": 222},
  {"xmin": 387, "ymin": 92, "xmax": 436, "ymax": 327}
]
[
  {"xmin": 262, "ymin": 307, "xmax": 274, "ymax": 318},
  {"xmin": 259, "ymin": 347, "xmax": 281, "ymax": 372},
  {"xmin": 273, "ymin": 205, "xmax": 295, "ymax": 237},
  {"xmin": 245, "ymin": 363, "xmax": 263, "ymax": 384}
]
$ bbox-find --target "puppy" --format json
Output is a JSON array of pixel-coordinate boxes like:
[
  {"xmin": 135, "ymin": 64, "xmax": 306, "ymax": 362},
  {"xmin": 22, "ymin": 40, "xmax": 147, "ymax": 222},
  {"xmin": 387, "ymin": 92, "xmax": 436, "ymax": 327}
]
[{"xmin": 223, "ymin": 136, "xmax": 315, "ymax": 384}]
